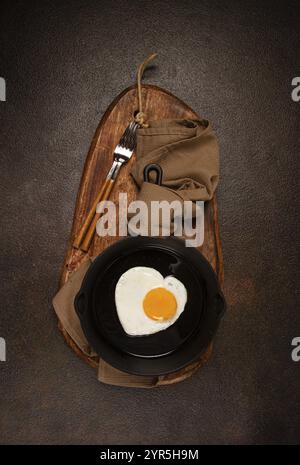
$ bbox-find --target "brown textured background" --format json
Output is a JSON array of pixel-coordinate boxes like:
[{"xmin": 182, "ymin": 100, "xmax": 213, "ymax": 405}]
[{"xmin": 0, "ymin": 0, "xmax": 300, "ymax": 445}]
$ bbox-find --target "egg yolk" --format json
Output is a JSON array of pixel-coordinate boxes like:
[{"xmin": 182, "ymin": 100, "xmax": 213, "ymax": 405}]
[{"xmin": 143, "ymin": 287, "xmax": 177, "ymax": 321}]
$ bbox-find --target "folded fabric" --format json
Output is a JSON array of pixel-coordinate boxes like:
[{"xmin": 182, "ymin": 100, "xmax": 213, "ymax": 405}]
[
  {"xmin": 131, "ymin": 119, "xmax": 219, "ymax": 204},
  {"xmin": 53, "ymin": 259, "xmax": 97, "ymax": 358}
]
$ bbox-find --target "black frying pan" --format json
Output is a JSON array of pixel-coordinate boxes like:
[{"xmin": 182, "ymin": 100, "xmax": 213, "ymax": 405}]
[{"xmin": 74, "ymin": 236, "xmax": 226, "ymax": 376}]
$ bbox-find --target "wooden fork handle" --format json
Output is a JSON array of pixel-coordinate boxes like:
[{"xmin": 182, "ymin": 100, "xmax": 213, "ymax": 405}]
[
  {"xmin": 80, "ymin": 179, "xmax": 115, "ymax": 252},
  {"xmin": 73, "ymin": 177, "xmax": 113, "ymax": 249}
]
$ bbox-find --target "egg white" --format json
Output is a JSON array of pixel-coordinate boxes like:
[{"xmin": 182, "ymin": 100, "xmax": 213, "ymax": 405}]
[{"xmin": 115, "ymin": 266, "xmax": 187, "ymax": 336}]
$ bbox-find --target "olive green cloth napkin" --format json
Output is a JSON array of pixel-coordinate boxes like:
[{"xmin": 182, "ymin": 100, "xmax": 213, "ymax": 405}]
[
  {"xmin": 131, "ymin": 118, "xmax": 219, "ymax": 207},
  {"xmin": 53, "ymin": 259, "xmax": 97, "ymax": 358}
]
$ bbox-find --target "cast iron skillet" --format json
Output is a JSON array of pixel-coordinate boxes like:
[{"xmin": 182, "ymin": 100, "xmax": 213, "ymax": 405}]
[{"xmin": 74, "ymin": 236, "xmax": 226, "ymax": 376}]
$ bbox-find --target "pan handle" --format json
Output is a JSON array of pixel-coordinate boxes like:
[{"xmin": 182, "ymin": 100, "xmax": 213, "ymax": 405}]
[
  {"xmin": 215, "ymin": 292, "xmax": 226, "ymax": 318},
  {"xmin": 74, "ymin": 291, "xmax": 87, "ymax": 320}
]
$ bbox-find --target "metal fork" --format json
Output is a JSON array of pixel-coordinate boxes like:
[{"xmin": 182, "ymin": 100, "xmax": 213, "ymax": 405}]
[{"xmin": 73, "ymin": 121, "xmax": 139, "ymax": 251}]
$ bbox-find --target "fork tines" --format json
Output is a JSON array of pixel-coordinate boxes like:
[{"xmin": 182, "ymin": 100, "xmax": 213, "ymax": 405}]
[{"xmin": 119, "ymin": 121, "xmax": 139, "ymax": 150}]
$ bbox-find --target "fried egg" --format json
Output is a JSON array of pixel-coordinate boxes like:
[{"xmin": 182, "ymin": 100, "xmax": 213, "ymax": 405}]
[{"xmin": 115, "ymin": 266, "xmax": 187, "ymax": 336}]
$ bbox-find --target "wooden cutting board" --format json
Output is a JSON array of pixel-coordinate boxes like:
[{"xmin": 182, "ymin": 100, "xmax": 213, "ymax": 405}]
[{"xmin": 58, "ymin": 84, "xmax": 224, "ymax": 383}]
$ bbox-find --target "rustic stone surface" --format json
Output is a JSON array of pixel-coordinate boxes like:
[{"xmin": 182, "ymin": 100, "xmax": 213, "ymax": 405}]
[{"xmin": 1, "ymin": 0, "xmax": 299, "ymax": 445}]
